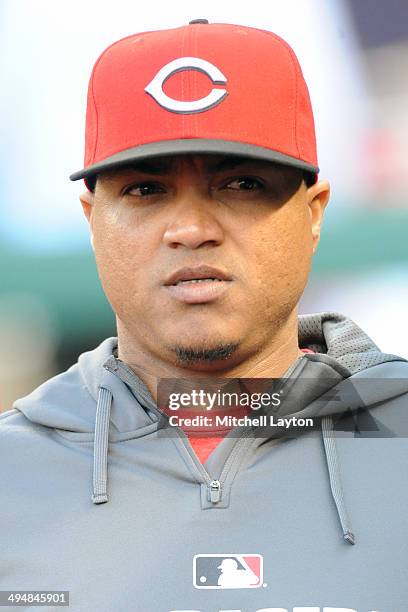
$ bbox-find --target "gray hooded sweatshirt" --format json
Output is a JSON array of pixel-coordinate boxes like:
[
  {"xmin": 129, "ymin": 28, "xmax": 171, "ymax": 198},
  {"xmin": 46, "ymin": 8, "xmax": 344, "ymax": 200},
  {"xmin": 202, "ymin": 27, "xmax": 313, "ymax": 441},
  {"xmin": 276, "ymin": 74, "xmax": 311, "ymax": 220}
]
[{"xmin": 1, "ymin": 312, "xmax": 408, "ymax": 612}]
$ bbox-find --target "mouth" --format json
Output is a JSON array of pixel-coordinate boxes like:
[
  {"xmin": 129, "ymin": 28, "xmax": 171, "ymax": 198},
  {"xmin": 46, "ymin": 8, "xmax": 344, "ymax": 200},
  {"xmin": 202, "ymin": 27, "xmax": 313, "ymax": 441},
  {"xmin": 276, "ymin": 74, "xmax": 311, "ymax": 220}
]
[
  {"xmin": 172, "ymin": 277, "xmax": 223, "ymax": 286},
  {"xmin": 163, "ymin": 265, "xmax": 233, "ymax": 304},
  {"xmin": 164, "ymin": 265, "xmax": 232, "ymax": 286}
]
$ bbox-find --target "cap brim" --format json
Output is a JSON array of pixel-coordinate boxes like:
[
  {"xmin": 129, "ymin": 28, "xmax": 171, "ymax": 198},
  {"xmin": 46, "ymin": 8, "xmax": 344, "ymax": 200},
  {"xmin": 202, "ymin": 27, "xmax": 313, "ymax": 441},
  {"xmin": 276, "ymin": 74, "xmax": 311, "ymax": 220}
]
[{"xmin": 69, "ymin": 138, "xmax": 319, "ymax": 182}]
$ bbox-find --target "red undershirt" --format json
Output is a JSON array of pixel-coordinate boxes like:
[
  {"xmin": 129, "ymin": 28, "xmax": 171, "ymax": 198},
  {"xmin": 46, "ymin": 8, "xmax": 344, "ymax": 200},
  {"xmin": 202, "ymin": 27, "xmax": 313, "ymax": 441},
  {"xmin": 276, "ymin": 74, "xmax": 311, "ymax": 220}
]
[{"xmin": 182, "ymin": 348, "xmax": 315, "ymax": 464}]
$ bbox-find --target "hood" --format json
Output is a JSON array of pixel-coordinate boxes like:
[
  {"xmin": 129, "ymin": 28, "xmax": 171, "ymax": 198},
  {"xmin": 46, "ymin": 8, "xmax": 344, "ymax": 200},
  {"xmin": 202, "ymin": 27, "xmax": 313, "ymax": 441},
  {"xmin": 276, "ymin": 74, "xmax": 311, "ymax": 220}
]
[{"xmin": 13, "ymin": 312, "xmax": 408, "ymax": 545}]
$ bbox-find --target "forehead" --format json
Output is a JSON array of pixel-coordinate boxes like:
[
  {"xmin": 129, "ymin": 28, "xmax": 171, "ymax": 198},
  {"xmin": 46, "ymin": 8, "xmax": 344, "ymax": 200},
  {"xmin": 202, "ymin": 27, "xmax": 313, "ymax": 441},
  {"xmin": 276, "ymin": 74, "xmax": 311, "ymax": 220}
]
[{"xmin": 97, "ymin": 153, "xmax": 298, "ymax": 181}]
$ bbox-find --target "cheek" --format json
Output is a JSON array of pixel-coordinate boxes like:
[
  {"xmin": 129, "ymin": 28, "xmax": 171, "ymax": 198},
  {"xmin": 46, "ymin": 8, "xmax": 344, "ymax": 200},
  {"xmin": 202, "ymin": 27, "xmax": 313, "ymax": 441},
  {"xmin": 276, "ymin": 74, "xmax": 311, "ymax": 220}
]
[
  {"xmin": 250, "ymin": 212, "xmax": 313, "ymax": 301},
  {"xmin": 91, "ymin": 215, "xmax": 154, "ymax": 310}
]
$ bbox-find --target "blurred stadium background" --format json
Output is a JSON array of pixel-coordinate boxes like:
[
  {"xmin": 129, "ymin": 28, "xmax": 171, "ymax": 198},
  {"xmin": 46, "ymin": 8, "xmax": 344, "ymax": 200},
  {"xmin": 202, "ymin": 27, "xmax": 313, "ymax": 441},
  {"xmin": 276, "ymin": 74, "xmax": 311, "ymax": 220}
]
[{"xmin": 1, "ymin": 0, "xmax": 407, "ymax": 412}]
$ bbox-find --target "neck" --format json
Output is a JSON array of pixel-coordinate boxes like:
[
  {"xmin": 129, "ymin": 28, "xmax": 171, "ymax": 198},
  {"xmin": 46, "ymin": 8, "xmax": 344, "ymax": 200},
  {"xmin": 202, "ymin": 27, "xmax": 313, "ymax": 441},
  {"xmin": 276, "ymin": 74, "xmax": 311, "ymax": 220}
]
[{"xmin": 116, "ymin": 309, "xmax": 303, "ymax": 403}]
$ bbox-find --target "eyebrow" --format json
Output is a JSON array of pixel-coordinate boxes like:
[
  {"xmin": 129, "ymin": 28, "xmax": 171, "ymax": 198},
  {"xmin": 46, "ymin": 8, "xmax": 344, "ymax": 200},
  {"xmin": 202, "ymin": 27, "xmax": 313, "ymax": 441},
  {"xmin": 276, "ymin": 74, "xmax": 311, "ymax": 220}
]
[
  {"xmin": 123, "ymin": 156, "xmax": 267, "ymax": 176},
  {"xmin": 207, "ymin": 157, "xmax": 258, "ymax": 173},
  {"xmin": 125, "ymin": 159, "xmax": 173, "ymax": 175}
]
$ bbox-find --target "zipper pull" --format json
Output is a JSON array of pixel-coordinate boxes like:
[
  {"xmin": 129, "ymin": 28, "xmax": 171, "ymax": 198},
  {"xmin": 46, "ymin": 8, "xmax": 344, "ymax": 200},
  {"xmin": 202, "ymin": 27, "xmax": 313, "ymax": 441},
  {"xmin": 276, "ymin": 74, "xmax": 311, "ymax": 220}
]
[{"xmin": 209, "ymin": 479, "xmax": 222, "ymax": 503}]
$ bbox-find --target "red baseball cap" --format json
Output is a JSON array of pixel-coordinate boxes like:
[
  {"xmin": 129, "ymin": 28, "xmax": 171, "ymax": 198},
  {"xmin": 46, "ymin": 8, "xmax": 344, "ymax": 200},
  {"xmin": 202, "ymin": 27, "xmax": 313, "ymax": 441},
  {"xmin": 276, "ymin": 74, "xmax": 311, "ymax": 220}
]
[{"xmin": 70, "ymin": 20, "xmax": 319, "ymax": 188}]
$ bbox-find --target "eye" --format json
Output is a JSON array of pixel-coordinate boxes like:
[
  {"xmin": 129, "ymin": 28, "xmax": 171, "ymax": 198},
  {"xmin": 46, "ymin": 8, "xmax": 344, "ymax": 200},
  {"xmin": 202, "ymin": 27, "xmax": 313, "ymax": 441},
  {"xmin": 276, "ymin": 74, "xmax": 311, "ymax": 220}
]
[
  {"xmin": 123, "ymin": 182, "xmax": 165, "ymax": 197},
  {"xmin": 224, "ymin": 177, "xmax": 264, "ymax": 192}
]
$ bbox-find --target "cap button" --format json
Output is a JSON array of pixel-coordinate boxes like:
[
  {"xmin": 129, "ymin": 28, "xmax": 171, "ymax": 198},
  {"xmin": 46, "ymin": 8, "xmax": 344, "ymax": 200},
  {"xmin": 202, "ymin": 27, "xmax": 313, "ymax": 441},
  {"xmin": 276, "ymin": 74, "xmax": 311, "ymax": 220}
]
[{"xmin": 189, "ymin": 19, "xmax": 209, "ymax": 24}]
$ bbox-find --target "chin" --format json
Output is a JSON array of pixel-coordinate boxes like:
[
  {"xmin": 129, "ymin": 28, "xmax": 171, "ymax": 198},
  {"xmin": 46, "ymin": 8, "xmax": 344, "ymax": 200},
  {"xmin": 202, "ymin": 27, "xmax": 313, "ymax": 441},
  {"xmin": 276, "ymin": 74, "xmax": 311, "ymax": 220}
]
[{"xmin": 163, "ymin": 335, "xmax": 241, "ymax": 370}]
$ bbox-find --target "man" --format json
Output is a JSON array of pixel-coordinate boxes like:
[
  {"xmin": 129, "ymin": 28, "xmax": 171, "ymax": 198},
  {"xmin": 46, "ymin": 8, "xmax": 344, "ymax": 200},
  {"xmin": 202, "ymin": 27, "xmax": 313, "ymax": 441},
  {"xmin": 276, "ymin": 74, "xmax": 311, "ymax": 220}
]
[{"xmin": 1, "ymin": 20, "xmax": 407, "ymax": 612}]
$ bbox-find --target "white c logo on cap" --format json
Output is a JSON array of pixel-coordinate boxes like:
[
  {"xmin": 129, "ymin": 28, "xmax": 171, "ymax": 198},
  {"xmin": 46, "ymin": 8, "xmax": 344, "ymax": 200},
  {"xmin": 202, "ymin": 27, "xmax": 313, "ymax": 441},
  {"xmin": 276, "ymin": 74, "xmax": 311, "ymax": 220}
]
[{"xmin": 145, "ymin": 57, "xmax": 228, "ymax": 114}]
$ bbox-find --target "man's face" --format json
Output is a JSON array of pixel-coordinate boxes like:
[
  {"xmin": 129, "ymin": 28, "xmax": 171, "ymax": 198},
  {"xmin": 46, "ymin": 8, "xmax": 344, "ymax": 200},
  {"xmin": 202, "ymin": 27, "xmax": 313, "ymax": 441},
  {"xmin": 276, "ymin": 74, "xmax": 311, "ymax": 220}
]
[{"xmin": 81, "ymin": 154, "xmax": 329, "ymax": 371}]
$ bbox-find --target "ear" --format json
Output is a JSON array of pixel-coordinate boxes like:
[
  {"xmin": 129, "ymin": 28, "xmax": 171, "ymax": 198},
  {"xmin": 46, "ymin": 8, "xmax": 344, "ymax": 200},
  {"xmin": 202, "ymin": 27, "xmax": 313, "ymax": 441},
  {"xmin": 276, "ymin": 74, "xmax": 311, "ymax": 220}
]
[
  {"xmin": 80, "ymin": 190, "xmax": 94, "ymax": 223},
  {"xmin": 79, "ymin": 190, "xmax": 95, "ymax": 250},
  {"xmin": 306, "ymin": 180, "xmax": 330, "ymax": 252}
]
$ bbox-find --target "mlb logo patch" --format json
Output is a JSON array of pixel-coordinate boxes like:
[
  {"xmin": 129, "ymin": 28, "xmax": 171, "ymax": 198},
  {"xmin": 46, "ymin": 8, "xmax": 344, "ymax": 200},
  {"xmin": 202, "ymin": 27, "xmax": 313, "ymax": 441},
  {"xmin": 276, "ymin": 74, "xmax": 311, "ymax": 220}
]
[{"xmin": 193, "ymin": 553, "xmax": 263, "ymax": 589}]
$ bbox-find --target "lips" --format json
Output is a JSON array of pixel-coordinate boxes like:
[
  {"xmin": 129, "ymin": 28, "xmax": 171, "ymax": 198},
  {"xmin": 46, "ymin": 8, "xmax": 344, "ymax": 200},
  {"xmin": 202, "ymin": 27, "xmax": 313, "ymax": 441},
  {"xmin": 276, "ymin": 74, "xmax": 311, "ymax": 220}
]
[
  {"xmin": 163, "ymin": 265, "xmax": 232, "ymax": 286},
  {"xmin": 162, "ymin": 265, "xmax": 233, "ymax": 304}
]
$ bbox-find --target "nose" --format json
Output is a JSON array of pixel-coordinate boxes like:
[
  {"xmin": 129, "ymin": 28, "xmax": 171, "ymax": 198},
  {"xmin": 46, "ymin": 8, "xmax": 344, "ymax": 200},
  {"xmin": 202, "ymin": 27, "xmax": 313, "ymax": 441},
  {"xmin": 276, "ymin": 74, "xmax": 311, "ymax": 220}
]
[{"xmin": 162, "ymin": 186, "xmax": 224, "ymax": 250}]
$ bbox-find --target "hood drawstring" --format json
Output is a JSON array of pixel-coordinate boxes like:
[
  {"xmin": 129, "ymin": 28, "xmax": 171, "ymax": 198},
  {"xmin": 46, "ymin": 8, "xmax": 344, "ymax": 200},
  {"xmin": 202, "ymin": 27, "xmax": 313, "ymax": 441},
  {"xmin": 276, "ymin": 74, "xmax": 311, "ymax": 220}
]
[
  {"xmin": 92, "ymin": 387, "xmax": 113, "ymax": 504},
  {"xmin": 90, "ymin": 386, "xmax": 356, "ymax": 545},
  {"xmin": 321, "ymin": 416, "xmax": 355, "ymax": 545}
]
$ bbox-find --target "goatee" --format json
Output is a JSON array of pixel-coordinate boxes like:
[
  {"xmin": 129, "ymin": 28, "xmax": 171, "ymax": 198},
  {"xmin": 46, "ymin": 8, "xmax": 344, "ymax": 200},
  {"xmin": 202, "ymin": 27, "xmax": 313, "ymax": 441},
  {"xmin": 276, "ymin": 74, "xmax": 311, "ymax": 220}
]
[{"xmin": 173, "ymin": 342, "xmax": 238, "ymax": 366}]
